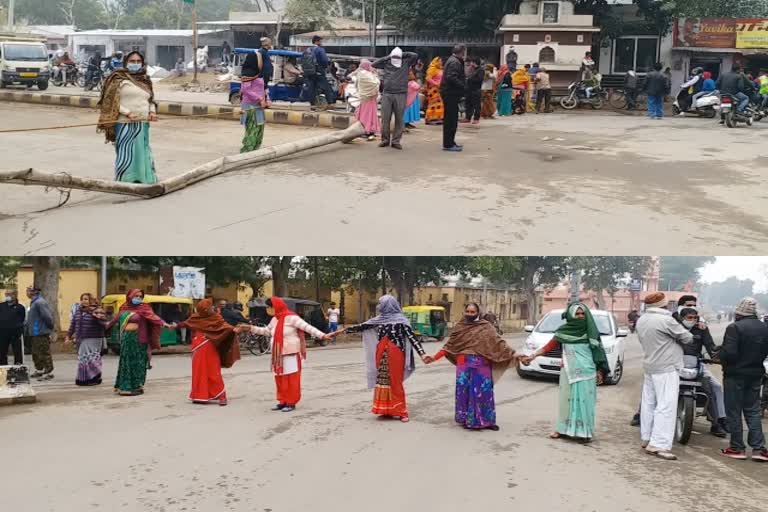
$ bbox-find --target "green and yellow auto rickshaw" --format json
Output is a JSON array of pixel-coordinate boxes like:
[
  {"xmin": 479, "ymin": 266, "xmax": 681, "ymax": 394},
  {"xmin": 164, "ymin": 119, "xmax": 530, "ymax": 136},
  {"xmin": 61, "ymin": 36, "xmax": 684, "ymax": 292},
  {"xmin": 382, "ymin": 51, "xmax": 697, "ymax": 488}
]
[
  {"xmin": 402, "ymin": 306, "xmax": 447, "ymax": 342},
  {"xmin": 101, "ymin": 294, "xmax": 194, "ymax": 354}
]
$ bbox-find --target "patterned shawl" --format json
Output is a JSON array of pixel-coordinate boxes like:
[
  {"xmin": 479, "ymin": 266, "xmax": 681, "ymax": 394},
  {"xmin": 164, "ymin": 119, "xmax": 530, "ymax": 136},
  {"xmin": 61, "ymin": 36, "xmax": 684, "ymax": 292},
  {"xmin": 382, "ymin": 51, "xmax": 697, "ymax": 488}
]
[
  {"xmin": 119, "ymin": 289, "xmax": 163, "ymax": 350},
  {"xmin": 442, "ymin": 316, "xmax": 517, "ymax": 383},
  {"xmin": 97, "ymin": 68, "xmax": 155, "ymax": 143},
  {"xmin": 183, "ymin": 299, "xmax": 240, "ymax": 368}
]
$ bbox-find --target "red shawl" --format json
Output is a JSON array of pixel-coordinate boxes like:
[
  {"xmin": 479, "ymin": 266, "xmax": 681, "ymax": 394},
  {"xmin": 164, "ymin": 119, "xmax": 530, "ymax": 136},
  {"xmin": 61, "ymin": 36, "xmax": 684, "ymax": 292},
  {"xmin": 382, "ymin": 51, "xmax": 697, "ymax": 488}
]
[
  {"xmin": 119, "ymin": 289, "xmax": 163, "ymax": 350},
  {"xmin": 182, "ymin": 299, "xmax": 241, "ymax": 368},
  {"xmin": 271, "ymin": 297, "xmax": 306, "ymax": 375}
]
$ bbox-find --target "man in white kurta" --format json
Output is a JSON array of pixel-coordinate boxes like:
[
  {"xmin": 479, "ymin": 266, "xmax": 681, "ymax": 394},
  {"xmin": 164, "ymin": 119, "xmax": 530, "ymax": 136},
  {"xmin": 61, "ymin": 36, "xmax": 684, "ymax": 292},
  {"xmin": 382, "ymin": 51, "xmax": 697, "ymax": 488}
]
[{"xmin": 636, "ymin": 292, "xmax": 693, "ymax": 460}]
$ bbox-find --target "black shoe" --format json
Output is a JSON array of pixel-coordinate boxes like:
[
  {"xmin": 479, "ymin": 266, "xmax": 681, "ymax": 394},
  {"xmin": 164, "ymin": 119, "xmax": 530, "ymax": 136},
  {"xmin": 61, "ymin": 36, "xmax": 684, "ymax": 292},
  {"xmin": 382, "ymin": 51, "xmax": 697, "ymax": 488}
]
[
  {"xmin": 710, "ymin": 424, "xmax": 727, "ymax": 438},
  {"xmin": 405, "ymin": 123, "xmax": 416, "ymax": 129},
  {"xmin": 272, "ymin": 403, "xmax": 287, "ymax": 411},
  {"xmin": 282, "ymin": 405, "xmax": 296, "ymax": 412},
  {"xmin": 630, "ymin": 413, "xmax": 640, "ymax": 427},
  {"xmin": 486, "ymin": 425, "xmax": 500, "ymax": 431},
  {"xmin": 718, "ymin": 417, "xmax": 730, "ymax": 434},
  {"xmin": 391, "ymin": 143, "xmax": 403, "ymax": 150},
  {"xmin": 379, "ymin": 141, "xmax": 390, "ymax": 148}
]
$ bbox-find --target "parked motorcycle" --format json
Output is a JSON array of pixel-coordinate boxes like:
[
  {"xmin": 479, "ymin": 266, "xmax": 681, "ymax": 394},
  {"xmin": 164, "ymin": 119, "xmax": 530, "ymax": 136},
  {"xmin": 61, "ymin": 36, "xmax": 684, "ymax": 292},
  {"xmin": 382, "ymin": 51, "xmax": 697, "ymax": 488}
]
[
  {"xmin": 560, "ymin": 81, "xmax": 605, "ymax": 110},
  {"xmin": 672, "ymin": 87, "xmax": 719, "ymax": 118},
  {"xmin": 719, "ymin": 94, "xmax": 754, "ymax": 128},
  {"xmin": 83, "ymin": 67, "xmax": 104, "ymax": 92},
  {"xmin": 675, "ymin": 355, "xmax": 714, "ymax": 445}
]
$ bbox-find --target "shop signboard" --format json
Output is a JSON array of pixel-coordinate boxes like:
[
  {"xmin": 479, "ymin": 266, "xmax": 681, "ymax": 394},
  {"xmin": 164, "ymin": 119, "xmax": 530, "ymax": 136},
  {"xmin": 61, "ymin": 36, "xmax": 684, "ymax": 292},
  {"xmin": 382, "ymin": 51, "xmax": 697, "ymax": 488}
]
[
  {"xmin": 736, "ymin": 19, "xmax": 768, "ymax": 49},
  {"xmin": 674, "ymin": 18, "xmax": 736, "ymax": 48}
]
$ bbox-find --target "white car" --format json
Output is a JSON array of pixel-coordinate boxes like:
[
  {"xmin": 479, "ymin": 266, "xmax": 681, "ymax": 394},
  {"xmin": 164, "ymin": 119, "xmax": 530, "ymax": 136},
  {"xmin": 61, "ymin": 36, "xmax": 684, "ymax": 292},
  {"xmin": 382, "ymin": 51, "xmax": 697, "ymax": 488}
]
[{"xmin": 516, "ymin": 309, "xmax": 628, "ymax": 385}]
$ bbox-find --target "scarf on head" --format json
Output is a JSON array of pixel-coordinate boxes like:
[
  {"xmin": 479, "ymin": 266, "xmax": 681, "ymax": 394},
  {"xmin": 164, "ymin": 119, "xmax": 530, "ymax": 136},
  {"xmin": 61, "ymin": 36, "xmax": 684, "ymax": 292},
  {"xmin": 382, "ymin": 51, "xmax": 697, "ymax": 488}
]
[
  {"xmin": 270, "ymin": 297, "xmax": 306, "ymax": 375},
  {"xmin": 242, "ymin": 52, "xmax": 260, "ymax": 78},
  {"xmin": 362, "ymin": 295, "xmax": 412, "ymax": 389},
  {"xmin": 97, "ymin": 68, "xmax": 155, "ymax": 143},
  {"xmin": 554, "ymin": 303, "xmax": 610, "ymax": 375},
  {"xmin": 356, "ymin": 59, "xmax": 381, "ymax": 100},
  {"xmin": 363, "ymin": 295, "xmax": 410, "ymax": 326},
  {"xmin": 183, "ymin": 299, "xmax": 240, "ymax": 368},
  {"xmin": 442, "ymin": 317, "xmax": 516, "ymax": 366},
  {"xmin": 427, "ymin": 57, "xmax": 443, "ymax": 81},
  {"xmin": 390, "ymin": 47, "xmax": 403, "ymax": 68},
  {"xmin": 119, "ymin": 289, "xmax": 163, "ymax": 350}
]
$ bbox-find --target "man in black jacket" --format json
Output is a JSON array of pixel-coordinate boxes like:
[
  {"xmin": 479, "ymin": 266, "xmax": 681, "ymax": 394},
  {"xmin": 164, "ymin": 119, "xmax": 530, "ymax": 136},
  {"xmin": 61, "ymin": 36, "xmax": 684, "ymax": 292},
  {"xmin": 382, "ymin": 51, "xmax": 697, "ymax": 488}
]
[
  {"xmin": 642, "ymin": 62, "xmax": 669, "ymax": 119},
  {"xmin": 0, "ymin": 290, "xmax": 26, "ymax": 365},
  {"xmin": 719, "ymin": 298, "xmax": 768, "ymax": 461},
  {"xmin": 440, "ymin": 44, "xmax": 467, "ymax": 152},
  {"xmin": 463, "ymin": 57, "xmax": 484, "ymax": 125},
  {"xmin": 716, "ymin": 65, "xmax": 749, "ymax": 113}
]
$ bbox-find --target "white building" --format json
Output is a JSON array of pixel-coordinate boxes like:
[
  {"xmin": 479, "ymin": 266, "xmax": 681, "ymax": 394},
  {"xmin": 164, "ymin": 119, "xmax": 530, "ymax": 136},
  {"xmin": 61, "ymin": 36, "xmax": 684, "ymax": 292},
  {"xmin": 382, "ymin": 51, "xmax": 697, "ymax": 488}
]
[
  {"xmin": 498, "ymin": 0, "xmax": 599, "ymax": 88},
  {"xmin": 68, "ymin": 29, "xmax": 231, "ymax": 68}
]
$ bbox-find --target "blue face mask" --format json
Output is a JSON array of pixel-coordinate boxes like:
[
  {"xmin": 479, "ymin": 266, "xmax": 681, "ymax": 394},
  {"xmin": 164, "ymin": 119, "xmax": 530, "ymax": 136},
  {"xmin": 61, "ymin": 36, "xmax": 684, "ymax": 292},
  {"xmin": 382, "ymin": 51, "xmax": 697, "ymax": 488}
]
[
  {"xmin": 126, "ymin": 63, "xmax": 142, "ymax": 72},
  {"xmin": 4, "ymin": 296, "xmax": 12, "ymax": 302},
  {"xmin": 131, "ymin": 297, "xmax": 143, "ymax": 306}
]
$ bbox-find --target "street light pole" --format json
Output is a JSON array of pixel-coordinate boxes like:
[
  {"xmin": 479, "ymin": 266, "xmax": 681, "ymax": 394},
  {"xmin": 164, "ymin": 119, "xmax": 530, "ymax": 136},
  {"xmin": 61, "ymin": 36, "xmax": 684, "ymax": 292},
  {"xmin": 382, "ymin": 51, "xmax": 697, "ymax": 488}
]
[
  {"xmin": 370, "ymin": 0, "xmax": 377, "ymax": 58},
  {"xmin": 7, "ymin": 0, "xmax": 15, "ymax": 31},
  {"xmin": 192, "ymin": 0, "xmax": 199, "ymax": 84},
  {"xmin": 100, "ymin": 256, "xmax": 108, "ymax": 298}
]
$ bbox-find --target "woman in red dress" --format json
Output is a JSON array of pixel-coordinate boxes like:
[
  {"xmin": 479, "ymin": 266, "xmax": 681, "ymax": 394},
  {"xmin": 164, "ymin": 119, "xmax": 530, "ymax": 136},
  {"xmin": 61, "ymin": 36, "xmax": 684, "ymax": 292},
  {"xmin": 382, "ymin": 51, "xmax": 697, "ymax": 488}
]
[{"xmin": 176, "ymin": 299, "xmax": 241, "ymax": 406}]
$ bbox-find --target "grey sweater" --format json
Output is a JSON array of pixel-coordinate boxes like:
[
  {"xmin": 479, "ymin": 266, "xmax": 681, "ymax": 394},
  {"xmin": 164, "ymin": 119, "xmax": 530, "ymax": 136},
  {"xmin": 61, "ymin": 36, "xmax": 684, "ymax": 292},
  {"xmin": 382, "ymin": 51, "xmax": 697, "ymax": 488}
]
[
  {"xmin": 372, "ymin": 52, "xmax": 419, "ymax": 95},
  {"xmin": 24, "ymin": 296, "xmax": 55, "ymax": 337},
  {"xmin": 636, "ymin": 307, "xmax": 693, "ymax": 374}
]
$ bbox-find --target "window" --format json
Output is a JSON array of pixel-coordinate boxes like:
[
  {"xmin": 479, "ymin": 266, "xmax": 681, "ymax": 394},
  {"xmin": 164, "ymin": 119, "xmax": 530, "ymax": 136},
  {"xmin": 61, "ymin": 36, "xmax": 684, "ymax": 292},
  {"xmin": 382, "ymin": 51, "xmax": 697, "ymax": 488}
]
[
  {"xmin": 542, "ymin": 2, "xmax": 560, "ymax": 24},
  {"xmin": 539, "ymin": 46, "xmax": 556, "ymax": 64},
  {"xmin": 577, "ymin": 34, "xmax": 584, "ymax": 43},
  {"xmin": 513, "ymin": 34, "xmax": 520, "ymax": 43},
  {"xmin": 442, "ymin": 293, "xmax": 449, "ymax": 302},
  {"xmin": 613, "ymin": 37, "xmax": 659, "ymax": 74},
  {"xmin": 513, "ymin": 303, "xmax": 517, "ymax": 314},
  {"xmin": 428, "ymin": 294, "xmax": 433, "ymax": 301}
]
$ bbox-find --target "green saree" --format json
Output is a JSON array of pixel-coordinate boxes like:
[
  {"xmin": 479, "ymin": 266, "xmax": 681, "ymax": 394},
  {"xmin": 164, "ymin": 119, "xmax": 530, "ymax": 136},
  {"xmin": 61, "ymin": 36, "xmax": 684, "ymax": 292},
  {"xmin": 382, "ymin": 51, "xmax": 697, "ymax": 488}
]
[{"xmin": 114, "ymin": 312, "xmax": 148, "ymax": 394}]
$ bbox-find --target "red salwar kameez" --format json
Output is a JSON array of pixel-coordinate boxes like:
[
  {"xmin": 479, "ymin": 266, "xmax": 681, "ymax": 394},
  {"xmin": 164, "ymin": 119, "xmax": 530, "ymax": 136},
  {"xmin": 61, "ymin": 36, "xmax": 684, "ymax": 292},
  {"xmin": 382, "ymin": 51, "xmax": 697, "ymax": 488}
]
[
  {"xmin": 275, "ymin": 354, "xmax": 302, "ymax": 407},
  {"xmin": 190, "ymin": 332, "xmax": 227, "ymax": 405},
  {"xmin": 372, "ymin": 336, "xmax": 408, "ymax": 417}
]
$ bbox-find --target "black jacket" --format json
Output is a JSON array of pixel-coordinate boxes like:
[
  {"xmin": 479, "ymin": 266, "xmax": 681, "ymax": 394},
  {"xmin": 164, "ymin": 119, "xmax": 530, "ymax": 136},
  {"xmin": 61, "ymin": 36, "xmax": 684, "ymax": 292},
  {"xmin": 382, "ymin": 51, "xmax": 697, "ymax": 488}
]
[
  {"xmin": 716, "ymin": 72, "xmax": 747, "ymax": 96},
  {"xmin": 0, "ymin": 302, "xmax": 26, "ymax": 331},
  {"xmin": 466, "ymin": 66, "xmax": 484, "ymax": 92},
  {"xmin": 683, "ymin": 324, "xmax": 718, "ymax": 358},
  {"xmin": 643, "ymin": 70, "xmax": 669, "ymax": 97},
  {"xmin": 440, "ymin": 55, "xmax": 466, "ymax": 97},
  {"xmin": 720, "ymin": 317, "xmax": 768, "ymax": 379}
]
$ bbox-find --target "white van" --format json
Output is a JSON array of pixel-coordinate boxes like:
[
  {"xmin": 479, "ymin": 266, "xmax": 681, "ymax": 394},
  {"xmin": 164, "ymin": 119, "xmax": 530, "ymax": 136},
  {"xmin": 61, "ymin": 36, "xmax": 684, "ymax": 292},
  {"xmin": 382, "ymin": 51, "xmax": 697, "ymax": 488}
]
[{"xmin": 0, "ymin": 39, "xmax": 51, "ymax": 90}]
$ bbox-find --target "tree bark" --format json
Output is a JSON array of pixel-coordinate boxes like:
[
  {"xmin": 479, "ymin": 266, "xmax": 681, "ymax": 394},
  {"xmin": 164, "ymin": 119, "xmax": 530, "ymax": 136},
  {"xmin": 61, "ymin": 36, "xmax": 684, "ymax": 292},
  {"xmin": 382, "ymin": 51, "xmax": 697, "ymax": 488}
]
[
  {"xmin": 31, "ymin": 257, "xmax": 60, "ymax": 340},
  {"xmin": 271, "ymin": 258, "xmax": 293, "ymax": 297},
  {"xmin": 0, "ymin": 123, "xmax": 365, "ymax": 199}
]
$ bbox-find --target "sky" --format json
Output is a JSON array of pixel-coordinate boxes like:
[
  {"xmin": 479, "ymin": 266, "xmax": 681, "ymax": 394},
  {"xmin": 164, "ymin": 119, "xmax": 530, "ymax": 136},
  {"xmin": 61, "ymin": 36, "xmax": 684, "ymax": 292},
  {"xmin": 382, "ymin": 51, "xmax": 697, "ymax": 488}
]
[{"xmin": 700, "ymin": 256, "xmax": 768, "ymax": 292}]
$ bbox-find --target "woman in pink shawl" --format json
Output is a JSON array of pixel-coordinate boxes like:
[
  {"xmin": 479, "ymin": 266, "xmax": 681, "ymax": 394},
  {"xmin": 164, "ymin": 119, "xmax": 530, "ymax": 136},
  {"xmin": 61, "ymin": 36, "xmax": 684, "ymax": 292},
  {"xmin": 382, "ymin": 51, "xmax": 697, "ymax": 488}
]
[{"xmin": 352, "ymin": 59, "xmax": 381, "ymax": 141}]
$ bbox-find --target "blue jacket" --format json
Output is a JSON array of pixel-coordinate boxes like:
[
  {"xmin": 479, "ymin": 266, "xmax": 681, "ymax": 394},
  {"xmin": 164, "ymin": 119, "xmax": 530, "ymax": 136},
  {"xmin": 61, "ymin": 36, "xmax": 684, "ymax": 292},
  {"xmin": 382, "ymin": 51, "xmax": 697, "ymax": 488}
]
[
  {"xmin": 313, "ymin": 46, "xmax": 329, "ymax": 69},
  {"xmin": 702, "ymin": 79, "xmax": 716, "ymax": 92}
]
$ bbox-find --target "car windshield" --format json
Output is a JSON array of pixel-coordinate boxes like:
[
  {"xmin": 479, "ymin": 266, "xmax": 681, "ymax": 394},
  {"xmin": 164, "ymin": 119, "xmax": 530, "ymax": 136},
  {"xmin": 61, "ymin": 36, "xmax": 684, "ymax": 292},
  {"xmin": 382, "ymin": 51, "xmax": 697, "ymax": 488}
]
[
  {"xmin": 535, "ymin": 312, "xmax": 612, "ymax": 336},
  {"xmin": 4, "ymin": 44, "xmax": 48, "ymax": 61}
]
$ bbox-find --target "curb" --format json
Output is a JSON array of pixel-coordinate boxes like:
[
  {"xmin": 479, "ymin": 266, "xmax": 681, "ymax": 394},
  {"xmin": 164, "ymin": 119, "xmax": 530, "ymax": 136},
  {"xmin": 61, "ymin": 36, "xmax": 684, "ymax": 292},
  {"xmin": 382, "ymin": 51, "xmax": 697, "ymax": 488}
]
[{"xmin": 0, "ymin": 90, "xmax": 353, "ymax": 129}]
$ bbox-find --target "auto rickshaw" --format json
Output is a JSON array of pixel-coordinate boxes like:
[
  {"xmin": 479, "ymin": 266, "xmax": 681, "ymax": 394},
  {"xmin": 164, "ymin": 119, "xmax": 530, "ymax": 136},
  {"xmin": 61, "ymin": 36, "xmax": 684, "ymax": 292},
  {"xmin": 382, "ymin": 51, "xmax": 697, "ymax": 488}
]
[
  {"xmin": 402, "ymin": 306, "xmax": 447, "ymax": 342},
  {"xmin": 248, "ymin": 297, "xmax": 329, "ymax": 346},
  {"xmin": 228, "ymin": 48, "xmax": 305, "ymax": 106},
  {"xmin": 101, "ymin": 294, "xmax": 193, "ymax": 354}
]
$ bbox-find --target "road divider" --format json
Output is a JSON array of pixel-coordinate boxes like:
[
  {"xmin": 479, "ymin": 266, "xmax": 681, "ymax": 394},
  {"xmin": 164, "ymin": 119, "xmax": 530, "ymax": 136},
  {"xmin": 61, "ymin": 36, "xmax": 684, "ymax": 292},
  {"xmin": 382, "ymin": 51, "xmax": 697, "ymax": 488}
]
[{"xmin": 0, "ymin": 90, "xmax": 353, "ymax": 129}]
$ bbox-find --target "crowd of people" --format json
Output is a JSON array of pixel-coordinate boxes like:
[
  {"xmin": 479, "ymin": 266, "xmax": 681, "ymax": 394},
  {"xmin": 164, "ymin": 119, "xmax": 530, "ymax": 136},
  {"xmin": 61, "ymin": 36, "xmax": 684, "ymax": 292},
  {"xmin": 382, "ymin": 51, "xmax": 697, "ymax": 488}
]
[{"xmin": 4, "ymin": 284, "xmax": 766, "ymax": 462}]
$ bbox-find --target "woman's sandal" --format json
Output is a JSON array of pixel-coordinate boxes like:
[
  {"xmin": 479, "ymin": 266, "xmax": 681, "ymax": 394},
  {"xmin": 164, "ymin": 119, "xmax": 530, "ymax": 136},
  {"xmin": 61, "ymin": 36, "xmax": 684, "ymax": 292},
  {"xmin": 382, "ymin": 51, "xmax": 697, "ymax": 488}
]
[
  {"xmin": 548, "ymin": 432, "xmax": 561, "ymax": 439},
  {"xmin": 399, "ymin": 416, "xmax": 410, "ymax": 423}
]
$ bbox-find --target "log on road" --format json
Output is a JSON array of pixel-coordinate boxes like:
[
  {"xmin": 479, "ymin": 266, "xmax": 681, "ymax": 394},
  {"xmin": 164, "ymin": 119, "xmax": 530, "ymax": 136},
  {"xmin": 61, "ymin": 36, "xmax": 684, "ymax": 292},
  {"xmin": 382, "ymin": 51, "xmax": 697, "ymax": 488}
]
[{"xmin": 0, "ymin": 122, "xmax": 365, "ymax": 199}]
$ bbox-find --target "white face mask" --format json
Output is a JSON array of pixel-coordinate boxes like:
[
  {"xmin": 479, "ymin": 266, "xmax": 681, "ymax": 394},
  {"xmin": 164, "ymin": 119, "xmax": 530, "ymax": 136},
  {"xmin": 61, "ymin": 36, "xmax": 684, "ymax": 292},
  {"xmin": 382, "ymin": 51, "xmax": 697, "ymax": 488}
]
[{"xmin": 682, "ymin": 320, "xmax": 696, "ymax": 329}]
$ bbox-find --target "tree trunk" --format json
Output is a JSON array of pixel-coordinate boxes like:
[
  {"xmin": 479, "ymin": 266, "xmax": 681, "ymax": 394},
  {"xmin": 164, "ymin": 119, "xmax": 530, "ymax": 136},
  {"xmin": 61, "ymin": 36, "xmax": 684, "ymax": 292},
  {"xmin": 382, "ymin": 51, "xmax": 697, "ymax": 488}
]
[
  {"xmin": 271, "ymin": 258, "xmax": 293, "ymax": 297},
  {"xmin": 0, "ymin": 123, "xmax": 365, "ymax": 199},
  {"xmin": 31, "ymin": 257, "xmax": 60, "ymax": 339},
  {"xmin": 594, "ymin": 289, "xmax": 605, "ymax": 309}
]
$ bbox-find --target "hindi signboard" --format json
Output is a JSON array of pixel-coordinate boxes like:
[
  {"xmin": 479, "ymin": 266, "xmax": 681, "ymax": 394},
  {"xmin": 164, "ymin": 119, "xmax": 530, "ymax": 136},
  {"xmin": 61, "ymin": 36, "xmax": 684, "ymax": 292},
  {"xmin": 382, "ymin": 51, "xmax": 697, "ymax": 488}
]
[
  {"xmin": 170, "ymin": 266, "xmax": 206, "ymax": 299},
  {"xmin": 736, "ymin": 19, "xmax": 768, "ymax": 49}
]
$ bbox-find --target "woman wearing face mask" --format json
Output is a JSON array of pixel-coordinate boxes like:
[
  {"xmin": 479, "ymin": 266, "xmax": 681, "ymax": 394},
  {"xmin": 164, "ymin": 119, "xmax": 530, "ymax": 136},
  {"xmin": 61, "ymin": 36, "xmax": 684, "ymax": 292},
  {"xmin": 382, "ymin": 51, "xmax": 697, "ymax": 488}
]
[
  {"xmin": 174, "ymin": 299, "xmax": 241, "ymax": 406},
  {"xmin": 521, "ymin": 303, "xmax": 610, "ymax": 442},
  {"xmin": 106, "ymin": 289, "xmax": 170, "ymax": 396},
  {"xmin": 237, "ymin": 298, "xmax": 336, "ymax": 412},
  {"xmin": 97, "ymin": 51, "xmax": 159, "ymax": 184},
  {"xmin": 428, "ymin": 303, "xmax": 518, "ymax": 431},
  {"xmin": 65, "ymin": 293, "xmax": 109, "ymax": 386},
  {"xmin": 342, "ymin": 295, "xmax": 430, "ymax": 423}
]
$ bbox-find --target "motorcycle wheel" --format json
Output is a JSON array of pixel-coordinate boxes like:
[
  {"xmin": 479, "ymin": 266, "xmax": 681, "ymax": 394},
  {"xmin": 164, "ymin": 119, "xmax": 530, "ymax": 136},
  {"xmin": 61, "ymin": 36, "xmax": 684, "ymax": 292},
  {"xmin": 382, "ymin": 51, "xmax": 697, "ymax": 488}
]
[
  {"xmin": 591, "ymin": 97, "xmax": 604, "ymax": 110},
  {"xmin": 560, "ymin": 95, "xmax": 578, "ymax": 110},
  {"xmin": 608, "ymin": 91, "xmax": 628, "ymax": 110},
  {"xmin": 725, "ymin": 111, "xmax": 736, "ymax": 128},
  {"xmin": 746, "ymin": 116, "xmax": 754, "ymax": 127},
  {"xmin": 704, "ymin": 109, "xmax": 717, "ymax": 119},
  {"xmin": 607, "ymin": 358, "xmax": 623, "ymax": 385},
  {"xmin": 52, "ymin": 78, "xmax": 64, "ymax": 87},
  {"xmin": 675, "ymin": 395, "xmax": 695, "ymax": 445},
  {"xmin": 672, "ymin": 105, "xmax": 681, "ymax": 115},
  {"xmin": 76, "ymin": 75, "xmax": 86, "ymax": 88}
]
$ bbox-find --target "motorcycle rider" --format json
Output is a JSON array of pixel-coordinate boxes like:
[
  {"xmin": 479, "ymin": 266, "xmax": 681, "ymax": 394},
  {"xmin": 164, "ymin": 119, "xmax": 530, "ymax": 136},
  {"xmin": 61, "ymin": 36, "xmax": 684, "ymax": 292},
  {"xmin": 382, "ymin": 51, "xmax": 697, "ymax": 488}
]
[
  {"xmin": 628, "ymin": 309, "xmax": 640, "ymax": 332},
  {"xmin": 54, "ymin": 51, "xmax": 76, "ymax": 86},
  {"xmin": 716, "ymin": 64, "xmax": 749, "ymax": 114},
  {"xmin": 679, "ymin": 307, "xmax": 729, "ymax": 437},
  {"xmin": 85, "ymin": 52, "xmax": 103, "ymax": 89},
  {"xmin": 108, "ymin": 51, "xmax": 124, "ymax": 72},
  {"xmin": 678, "ymin": 67, "xmax": 704, "ymax": 113},
  {"xmin": 758, "ymin": 70, "xmax": 768, "ymax": 110}
]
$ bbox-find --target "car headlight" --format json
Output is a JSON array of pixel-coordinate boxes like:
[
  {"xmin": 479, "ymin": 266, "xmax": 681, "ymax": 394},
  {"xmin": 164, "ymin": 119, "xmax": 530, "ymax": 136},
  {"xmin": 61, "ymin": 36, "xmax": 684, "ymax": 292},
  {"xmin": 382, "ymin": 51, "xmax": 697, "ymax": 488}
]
[
  {"xmin": 4, "ymin": 66, "xmax": 15, "ymax": 72},
  {"xmin": 525, "ymin": 339, "xmax": 538, "ymax": 350}
]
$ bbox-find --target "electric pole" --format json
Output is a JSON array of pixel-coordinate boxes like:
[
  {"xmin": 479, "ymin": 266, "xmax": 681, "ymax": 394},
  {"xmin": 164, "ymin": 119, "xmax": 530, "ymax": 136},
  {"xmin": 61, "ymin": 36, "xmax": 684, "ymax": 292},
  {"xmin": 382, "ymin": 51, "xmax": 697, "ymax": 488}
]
[{"xmin": 7, "ymin": 0, "xmax": 15, "ymax": 31}]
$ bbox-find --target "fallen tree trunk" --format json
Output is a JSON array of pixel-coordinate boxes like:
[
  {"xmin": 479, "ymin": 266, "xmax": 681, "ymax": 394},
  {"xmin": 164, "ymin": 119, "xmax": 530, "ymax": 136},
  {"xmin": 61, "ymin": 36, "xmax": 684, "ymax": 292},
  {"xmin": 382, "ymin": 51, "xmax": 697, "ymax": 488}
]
[{"xmin": 0, "ymin": 122, "xmax": 365, "ymax": 199}]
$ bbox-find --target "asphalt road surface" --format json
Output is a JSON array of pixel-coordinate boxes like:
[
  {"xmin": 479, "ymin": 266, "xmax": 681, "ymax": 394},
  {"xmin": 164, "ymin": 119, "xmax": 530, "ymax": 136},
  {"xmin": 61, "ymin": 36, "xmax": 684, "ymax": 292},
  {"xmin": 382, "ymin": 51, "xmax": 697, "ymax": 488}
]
[
  {"xmin": 1, "ymin": 103, "xmax": 768, "ymax": 255},
  {"xmin": 3, "ymin": 325, "xmax": 766, "ymax": 512}
]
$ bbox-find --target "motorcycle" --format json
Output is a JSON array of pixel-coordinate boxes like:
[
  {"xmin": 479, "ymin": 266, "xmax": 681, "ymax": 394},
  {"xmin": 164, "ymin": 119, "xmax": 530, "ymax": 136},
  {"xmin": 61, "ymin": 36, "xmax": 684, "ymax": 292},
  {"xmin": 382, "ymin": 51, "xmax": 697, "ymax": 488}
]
[
  {"xmin": 719, "ymin": 94, "xmax": 754, "ymax": 128},
  {"xmin": 672, "ymin": 87, "xmax": 719, "ymax": 118},
  {"xmin": 560, "ymin": 81, "xmax": 605, "ymax": 110},
  {"xmin": 83, "ymin": 67, "xmax": 104, "ymax": 92},
  {"xmin": 675, "ymin": 355, "xmax": 714, "ymax": 445},
  {"xmin": 52, "ymin": 64, "xmax": 79, "ymax": 87}
]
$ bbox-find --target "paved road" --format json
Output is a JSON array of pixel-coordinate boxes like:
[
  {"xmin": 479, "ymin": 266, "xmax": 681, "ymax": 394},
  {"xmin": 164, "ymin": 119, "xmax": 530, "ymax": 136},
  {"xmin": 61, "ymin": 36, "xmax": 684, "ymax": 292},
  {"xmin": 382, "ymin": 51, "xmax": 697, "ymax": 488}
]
[
  {"xmin": 1, "ymin": 103, "xmax": 768, "ymax": 255},
  {"xmin": 3, "ymin": 327, "xmax": 766, "ymax": 512}
]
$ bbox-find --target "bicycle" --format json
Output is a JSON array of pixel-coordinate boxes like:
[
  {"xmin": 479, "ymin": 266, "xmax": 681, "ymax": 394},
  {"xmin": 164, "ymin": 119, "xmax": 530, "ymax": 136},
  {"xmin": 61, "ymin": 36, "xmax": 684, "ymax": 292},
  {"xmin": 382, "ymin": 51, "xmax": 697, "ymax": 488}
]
[
  {"xmin": 608, "ymin": 88, "xmax": 647, "ymax": 111},
  {"xmin": 239, "ymin": 324, "xmax": 270, "ymax": 356}
]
